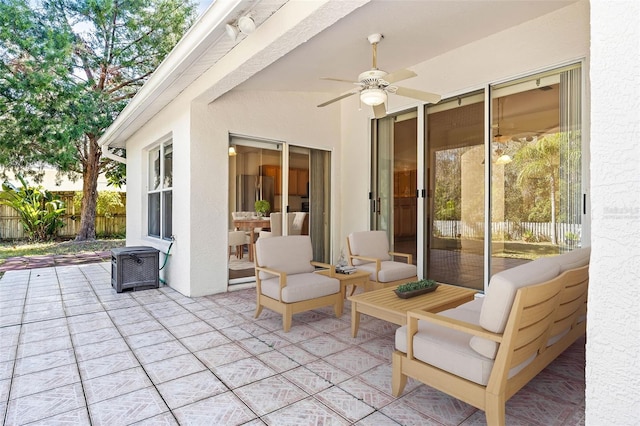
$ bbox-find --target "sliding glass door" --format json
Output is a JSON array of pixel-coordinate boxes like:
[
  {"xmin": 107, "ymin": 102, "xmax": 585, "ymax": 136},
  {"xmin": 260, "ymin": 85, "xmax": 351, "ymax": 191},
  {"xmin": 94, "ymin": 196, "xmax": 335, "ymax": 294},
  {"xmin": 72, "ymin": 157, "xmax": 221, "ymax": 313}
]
[
  {"xmin": 370, "ymin": 110, "xmax": 419, "ymax": 264},
  {"xmin": 489, "ymin": 65, "xmax": 583, "ymax": 278},
  {"xmin": 426, "ymin": 92, "xmax": 486, "ymax": 290},
  {"xmin": 370, "ymin": 63, "xmax": 584, "ymax": 291},
  {"xmin": 228, "ymin": 136, "xmax": 331, "ymax": 284}
]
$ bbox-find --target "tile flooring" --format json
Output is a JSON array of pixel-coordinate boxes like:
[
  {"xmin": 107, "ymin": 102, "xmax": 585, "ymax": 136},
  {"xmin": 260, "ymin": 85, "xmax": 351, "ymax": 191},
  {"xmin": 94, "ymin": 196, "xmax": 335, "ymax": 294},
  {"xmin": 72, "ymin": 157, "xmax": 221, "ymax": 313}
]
[{"xmin": 0, "ymin": 263, "xmax": 585, "ymax": 425}]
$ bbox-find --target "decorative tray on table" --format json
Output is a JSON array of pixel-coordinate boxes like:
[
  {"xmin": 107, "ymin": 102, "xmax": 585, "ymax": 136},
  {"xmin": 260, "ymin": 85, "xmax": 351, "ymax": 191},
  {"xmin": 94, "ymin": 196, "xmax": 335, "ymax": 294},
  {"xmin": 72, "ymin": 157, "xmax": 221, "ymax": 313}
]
[{"xmin": 394, "ymin": 279, "xmax": 439, "ymax": 299}]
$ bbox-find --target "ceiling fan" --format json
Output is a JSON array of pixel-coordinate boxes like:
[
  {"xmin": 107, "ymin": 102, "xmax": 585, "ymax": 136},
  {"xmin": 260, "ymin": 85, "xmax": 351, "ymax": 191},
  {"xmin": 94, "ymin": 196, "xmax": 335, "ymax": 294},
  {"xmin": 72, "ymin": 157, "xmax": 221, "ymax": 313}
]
[{"xmin": 317, "ymin": 33, "xmax": 441, "ymax": 118}]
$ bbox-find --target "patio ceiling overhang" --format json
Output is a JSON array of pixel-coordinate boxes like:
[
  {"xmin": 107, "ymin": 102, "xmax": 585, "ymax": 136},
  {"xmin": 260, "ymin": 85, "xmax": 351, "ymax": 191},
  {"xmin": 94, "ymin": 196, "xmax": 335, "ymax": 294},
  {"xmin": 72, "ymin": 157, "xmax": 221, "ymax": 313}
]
[{"xmin": 99, "ymin": 0, "xmax": 580, "ymax": 150}]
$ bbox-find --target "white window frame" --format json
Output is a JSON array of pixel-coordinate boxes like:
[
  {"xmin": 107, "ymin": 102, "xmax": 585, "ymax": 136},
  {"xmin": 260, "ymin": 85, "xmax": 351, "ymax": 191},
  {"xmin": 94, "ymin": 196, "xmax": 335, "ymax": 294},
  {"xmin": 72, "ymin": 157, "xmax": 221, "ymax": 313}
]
[{"xmin": 146, "ymin": 137, "xmax": 173, "ymax": 240}]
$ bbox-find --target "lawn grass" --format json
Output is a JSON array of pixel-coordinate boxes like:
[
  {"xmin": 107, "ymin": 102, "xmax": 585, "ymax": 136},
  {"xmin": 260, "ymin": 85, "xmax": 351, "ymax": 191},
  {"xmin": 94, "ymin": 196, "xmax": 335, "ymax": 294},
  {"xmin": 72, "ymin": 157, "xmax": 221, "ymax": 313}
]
[{"xmin": 0, "ymin": 238, "xmax": 125, "ymax": 262}]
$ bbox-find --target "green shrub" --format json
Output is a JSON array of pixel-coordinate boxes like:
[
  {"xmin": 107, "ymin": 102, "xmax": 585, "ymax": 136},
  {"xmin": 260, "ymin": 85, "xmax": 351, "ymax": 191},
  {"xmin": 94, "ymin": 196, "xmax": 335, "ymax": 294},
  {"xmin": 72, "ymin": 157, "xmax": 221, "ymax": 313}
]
[
  {"xmin": 74, "ymin": 191, "xmax": 124, "ymax": 218},
  {"xmin": 0, "ymin": 176, "xmax": 66, "ymax": 241}
]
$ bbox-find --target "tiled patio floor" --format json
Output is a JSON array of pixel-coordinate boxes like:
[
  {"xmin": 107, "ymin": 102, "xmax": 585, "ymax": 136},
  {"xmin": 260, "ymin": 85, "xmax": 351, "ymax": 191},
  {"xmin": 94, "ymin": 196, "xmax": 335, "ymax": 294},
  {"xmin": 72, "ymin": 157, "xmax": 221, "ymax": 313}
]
[{"xmin": 0, "ymin": 263, "xmax": 585, "ymax": 425}]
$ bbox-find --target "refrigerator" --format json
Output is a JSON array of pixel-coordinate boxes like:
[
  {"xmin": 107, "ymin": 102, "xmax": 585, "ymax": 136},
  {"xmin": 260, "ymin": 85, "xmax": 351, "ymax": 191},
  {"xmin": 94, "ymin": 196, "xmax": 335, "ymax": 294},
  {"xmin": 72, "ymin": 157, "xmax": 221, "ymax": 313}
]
[{"xmin": 236, "ymin": 175, "xmax": 275, "ymax": 212}]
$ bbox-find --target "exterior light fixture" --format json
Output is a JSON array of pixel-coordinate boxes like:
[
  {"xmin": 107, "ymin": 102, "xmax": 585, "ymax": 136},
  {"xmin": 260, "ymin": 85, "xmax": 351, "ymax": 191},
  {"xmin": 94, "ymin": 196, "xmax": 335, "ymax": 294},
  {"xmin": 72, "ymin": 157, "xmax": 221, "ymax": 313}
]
[
  {"xmin": 225, "ymin": 24, "xmax": 238, "ymax": 42},
  {"xmin": 360, "ymin": 88, "xmax": 387, "ymax": 106},
  {"xmin": 237, "ymin": 15, "xmax": 256, "ymax": 34},
  {"xmin": 228, "ymin": 146, "xmax": 237, "ymax": 156}
]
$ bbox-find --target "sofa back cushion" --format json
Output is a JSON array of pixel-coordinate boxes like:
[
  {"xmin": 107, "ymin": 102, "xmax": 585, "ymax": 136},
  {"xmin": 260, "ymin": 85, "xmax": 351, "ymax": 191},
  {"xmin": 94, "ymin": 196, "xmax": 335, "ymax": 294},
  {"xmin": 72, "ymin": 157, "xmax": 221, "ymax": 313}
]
[
  {"xmin": 255, "ymin": 236, "xmax": 315, "ymax": 279},
  {"xmin": 479, "ymin": 257, "xmax": 561, "ymax": 333},
  {"xmin": 348, "ymin": 231, "xmax": 391, "ymax": 266},
  {"xmin": 553, "ymin": 246, "xmax": 590, "ymax": 273}
]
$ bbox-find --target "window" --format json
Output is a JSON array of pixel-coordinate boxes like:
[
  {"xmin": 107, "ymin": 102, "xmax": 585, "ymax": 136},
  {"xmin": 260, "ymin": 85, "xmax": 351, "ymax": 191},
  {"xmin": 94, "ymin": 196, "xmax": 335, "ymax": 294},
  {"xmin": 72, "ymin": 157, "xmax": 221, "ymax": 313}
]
[{"xmin": 148, "ymin": 140, "xmax": 172, "ymax": 239}]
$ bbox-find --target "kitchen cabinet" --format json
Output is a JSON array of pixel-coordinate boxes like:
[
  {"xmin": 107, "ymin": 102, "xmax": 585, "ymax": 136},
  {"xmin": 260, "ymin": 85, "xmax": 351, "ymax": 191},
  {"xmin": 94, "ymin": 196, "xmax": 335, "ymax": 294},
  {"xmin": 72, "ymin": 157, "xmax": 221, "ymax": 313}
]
[
  {"xmin": 394, "ymin": 197, "xmax": 417, "ymax": 237},
  {"xmin": 260, "ymin": 165, "xmax": 281, "ymax": 195},
  {"xmin": 296, "ymin": 169, "xmax": 309, "ymax": 196},
  {"xmin": 261, "ymin": 166, "xmax": 308, "ymax": 196}
]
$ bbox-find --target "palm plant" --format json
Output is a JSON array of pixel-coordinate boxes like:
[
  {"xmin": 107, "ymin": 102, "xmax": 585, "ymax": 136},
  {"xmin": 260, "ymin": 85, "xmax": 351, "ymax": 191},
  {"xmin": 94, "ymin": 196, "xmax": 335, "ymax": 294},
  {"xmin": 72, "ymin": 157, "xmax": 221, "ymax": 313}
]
[
  {"xmin": 0, "ymin": 175, "xmax": 66, "ymax": 241},
  {"xmin": 513, "ymin": 134, "xmax": 561, "ymax": 244}
]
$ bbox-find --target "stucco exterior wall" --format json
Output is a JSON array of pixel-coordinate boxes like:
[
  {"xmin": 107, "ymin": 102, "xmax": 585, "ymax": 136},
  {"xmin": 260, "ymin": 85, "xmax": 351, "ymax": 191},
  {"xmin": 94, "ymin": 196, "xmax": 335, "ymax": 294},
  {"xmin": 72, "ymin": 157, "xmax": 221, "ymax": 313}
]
[
  {"xmin": 587, "ymin": 1, "xmax": 640, "ymax": 424},
  {"xmin": 123, "ymin": 93, "xmax": 192, "ymax": 296},
  {"xmin": 196, "ymin": 90, "xmax": 340, "ymax": 296}
]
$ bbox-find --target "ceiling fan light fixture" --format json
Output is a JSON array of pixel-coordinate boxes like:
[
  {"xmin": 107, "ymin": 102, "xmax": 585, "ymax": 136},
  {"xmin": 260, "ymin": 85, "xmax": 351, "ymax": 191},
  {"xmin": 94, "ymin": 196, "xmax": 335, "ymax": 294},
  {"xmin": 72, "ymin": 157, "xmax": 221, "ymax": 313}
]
[
  {"xmin": 360, "ymin": 88, "xmax": 387, "ymax": 106},
  {"xmin": 496, "ymin": 154, "xmax": 512, "ymax": 165}
]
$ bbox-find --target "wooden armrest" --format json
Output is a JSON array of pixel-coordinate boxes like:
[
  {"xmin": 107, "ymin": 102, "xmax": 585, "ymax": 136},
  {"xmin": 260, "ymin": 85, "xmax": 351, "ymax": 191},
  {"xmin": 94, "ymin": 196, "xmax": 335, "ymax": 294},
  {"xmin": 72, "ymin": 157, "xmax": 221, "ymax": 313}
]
[
  {"xmin": 311, "ymin": 261, "xmax": 336, "ymax": 277},
  {"xmin": 254, "ymin": 265, "xmax": 284, "ymax": 277},
  {"xmin": 348, "ymin": 254, "xmax": 379, "ymax": 264},
  {"xmin": 406, "ymin": 309, "xmax": 503, "ymax": 343},
  {"xmin": 389, "ymin": 251, "xmax": 413, "ymax": 264}
]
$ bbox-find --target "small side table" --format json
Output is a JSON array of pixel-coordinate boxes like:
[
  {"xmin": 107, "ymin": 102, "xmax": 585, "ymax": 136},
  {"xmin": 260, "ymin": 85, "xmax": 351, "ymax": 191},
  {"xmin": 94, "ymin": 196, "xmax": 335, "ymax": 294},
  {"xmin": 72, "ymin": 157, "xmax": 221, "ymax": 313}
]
[{"xmin": 316, "ymin": 269, "xmax": 370, "ymax": 301}]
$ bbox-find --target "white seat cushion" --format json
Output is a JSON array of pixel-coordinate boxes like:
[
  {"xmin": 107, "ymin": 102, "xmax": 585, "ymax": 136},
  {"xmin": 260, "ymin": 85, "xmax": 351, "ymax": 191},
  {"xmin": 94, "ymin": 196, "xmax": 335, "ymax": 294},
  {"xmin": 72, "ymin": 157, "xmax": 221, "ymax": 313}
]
[
  {"xmin": 396, "ymin": 301, "xmax": 534, "ymax": 386},
  {"xmin": 348, "ymin": 231, "xmax": 391, "ymax": 266},
  {"xmin": 260, "ymin": 273, "xmax": 339, "ymax": 303},
  {"xmin": 395, "ymin": 306, "xmax": 496, "ymax": 385},
  {"xmin": 355, "ymin": 260, "xmax": 417, "ymax": 282}
]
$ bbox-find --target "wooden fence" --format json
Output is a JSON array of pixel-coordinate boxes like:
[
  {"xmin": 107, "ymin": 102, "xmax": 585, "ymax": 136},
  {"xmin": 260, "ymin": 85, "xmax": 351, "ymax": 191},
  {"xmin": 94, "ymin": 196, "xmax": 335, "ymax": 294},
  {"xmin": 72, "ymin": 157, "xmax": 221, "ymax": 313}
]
[
  {"xmin": 0, "ymin": 191, "xmax": 126, "ymax": 240},
  {"xmin": 433, "ymin": 220, "xmax": 581, "ymax": 244}
]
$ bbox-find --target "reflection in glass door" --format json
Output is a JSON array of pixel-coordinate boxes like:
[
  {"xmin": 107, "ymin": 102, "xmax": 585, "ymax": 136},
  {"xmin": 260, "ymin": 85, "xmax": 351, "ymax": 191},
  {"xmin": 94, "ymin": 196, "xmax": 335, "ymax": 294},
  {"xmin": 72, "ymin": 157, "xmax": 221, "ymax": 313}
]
[
  {"xmin": 228, "ymin": 138, "xmax": 282, "ymax": 284},
  {"xmin": 426, "ymin": 92, "xmax": 485, "ymax": 290},
  {"xmin": 490, "ymin": 65, "xmax": 583, "ymax": 278}
]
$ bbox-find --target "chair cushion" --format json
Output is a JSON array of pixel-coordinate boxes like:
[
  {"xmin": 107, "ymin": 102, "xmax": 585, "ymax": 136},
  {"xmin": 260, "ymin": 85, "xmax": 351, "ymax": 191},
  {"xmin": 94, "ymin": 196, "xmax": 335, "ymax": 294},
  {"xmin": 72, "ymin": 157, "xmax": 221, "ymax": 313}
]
[
  {"xmin": 260, "ymin": 273, "xmax": 340, "ymax": 303},
  {"xmin": 395, "ymin": 306, "xmax": 496, "ymax": 385},
  {"xmin": 553, "ymin": 246, "xmax": 590, "ymax": 273},
  {"xmin": 348, "ymin": 231, "xmax": 391, "ymax": 266},
  {"xmin": 355, "ymin": 261, "xmax": 417, "ymax": 283},
  {"xmin": 396, "ymin": 301, "xmax": 534, "ymax": 386},
  {"xmin": 255, "ymin": 236, "xmax": 314, "ymax": 280},
  {"xmin": 479, "ymin": 257, "xmax": 560, "ymax": 334}
]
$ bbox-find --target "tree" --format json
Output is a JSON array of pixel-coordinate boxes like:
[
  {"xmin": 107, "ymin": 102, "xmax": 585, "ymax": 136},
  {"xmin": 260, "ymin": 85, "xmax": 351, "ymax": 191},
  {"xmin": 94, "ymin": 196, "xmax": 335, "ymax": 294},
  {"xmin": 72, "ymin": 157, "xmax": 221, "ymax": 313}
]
[
  {"xmin": 0, "ymin": 0, "xmax": 195, "ymax": 240},
  {"xmin": 513, "ymin": 134, "xmax": 561, "ymax": 244}
]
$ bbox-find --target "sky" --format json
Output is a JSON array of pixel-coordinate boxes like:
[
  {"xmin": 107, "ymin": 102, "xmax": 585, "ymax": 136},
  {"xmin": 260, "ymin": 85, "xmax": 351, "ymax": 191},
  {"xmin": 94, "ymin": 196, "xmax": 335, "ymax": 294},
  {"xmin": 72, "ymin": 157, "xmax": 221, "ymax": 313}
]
[{"xmin": 198, "ymin": 0, "xmax": 215, "ymax": 16}]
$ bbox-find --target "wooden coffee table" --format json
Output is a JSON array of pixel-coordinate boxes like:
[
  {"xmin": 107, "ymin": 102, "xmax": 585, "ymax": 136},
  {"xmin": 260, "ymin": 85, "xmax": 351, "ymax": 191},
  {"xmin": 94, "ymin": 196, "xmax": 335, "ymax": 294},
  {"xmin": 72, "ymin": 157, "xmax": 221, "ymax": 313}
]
[{"xmin": 347, "ymin": 283, "xmax": 477, "ymax": 337}]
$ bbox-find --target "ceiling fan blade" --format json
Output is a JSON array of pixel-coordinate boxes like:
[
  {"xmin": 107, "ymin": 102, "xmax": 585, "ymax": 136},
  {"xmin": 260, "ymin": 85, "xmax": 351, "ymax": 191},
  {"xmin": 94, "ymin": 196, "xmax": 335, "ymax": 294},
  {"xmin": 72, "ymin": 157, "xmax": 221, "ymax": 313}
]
[
  {"xmin": 317, "ymin": 90, "xmax": 358, "ymax": 108},
  {"xmin": 395, "ymin": 86, "xmax": 441, "ymax": 104},
  {"xmin": 384, "ymin": 69, "xmax": 417, "ymax": 84},
  {"xmin": 373, "ymin": 103, "xmax": 386, "ymax": 119},
  {"xmin": 320, "ymin": 77, "xmax": 358, "ymax": 84}
]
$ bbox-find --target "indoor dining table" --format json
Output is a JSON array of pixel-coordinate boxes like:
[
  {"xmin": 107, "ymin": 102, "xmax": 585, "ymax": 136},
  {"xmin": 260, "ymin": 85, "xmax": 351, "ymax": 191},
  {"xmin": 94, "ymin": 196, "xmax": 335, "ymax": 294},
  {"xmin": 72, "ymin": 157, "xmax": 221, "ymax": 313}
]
[{"xmin": 232, "ymin": 217, "xmax": 271, "ymax": 261}]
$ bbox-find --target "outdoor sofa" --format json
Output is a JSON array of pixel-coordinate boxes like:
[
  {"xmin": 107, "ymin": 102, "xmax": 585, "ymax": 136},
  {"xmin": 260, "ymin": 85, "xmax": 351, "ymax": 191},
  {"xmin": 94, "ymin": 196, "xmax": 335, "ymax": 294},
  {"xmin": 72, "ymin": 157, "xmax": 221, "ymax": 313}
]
[{"xmin": 392, "ymin": 247, "xmax": 590, "ymax": 425}]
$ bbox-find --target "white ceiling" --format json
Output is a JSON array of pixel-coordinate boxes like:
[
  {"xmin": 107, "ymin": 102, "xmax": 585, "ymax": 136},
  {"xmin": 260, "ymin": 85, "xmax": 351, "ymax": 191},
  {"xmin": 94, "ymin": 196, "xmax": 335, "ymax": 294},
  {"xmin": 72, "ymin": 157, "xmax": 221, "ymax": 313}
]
[{"xmin": 237, "ymin": 0, "xmax": 577, "ymax": 94}]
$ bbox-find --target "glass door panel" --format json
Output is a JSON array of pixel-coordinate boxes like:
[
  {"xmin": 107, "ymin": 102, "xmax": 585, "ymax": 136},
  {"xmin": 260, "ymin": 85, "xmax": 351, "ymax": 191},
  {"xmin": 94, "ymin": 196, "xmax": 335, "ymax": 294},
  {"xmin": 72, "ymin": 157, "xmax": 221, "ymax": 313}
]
[
  {"xmin": 426, "ymin": 92, "xmax": 485, "ymax": 290},
  {"xmin": 228, "ymin": 138, "xmax": 282, "ymax": 284},
  {"xmin": 371, "ymin": 110, "xmax": 418, "ymax": 263},
  {"xmin": 393, "ymin": 113, "xmax": 418, "ymax": 264},
  {"xmin": 490, "ymin": 65, "xmax": 582, "ymax": 278}
]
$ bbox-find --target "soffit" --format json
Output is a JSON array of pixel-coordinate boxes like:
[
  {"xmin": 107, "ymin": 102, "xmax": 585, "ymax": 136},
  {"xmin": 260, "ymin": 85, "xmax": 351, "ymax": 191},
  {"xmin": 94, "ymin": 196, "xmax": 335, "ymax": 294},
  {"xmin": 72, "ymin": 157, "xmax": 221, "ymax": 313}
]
[{"xmin": 103, "ymin": 0, "xmax": 578, "ymax": 148}]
